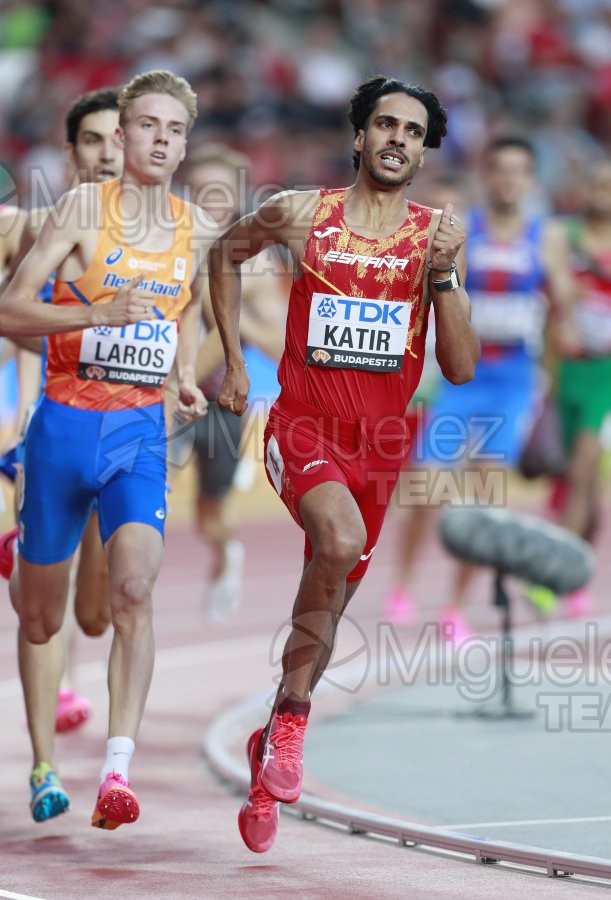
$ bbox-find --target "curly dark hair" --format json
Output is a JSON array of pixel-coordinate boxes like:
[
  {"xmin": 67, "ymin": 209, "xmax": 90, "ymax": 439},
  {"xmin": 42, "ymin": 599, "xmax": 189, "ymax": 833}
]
[
  {"xmin": 349, "ymin": 76, "xmax": 448, "ymax": 171},
  {"xmin": 66, "ymin": 88, "xmax": 119, "ymax": 146}
]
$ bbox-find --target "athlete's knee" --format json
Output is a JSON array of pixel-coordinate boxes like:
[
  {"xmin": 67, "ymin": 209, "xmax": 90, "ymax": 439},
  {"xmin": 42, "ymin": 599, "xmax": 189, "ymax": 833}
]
[
  {"xmin": 111, "ymin": 574, "xmax": 153, "ymax": 625},
  {"xmin": 77, "ymin": 605, "xmax": 111, "ymax": 637},
  {"xmin": 312, "ymin": 521, "xmax": 366, "ymax": 576},
  {"xmin": 75, "ymin": 579, "xmax": 111, "ymax": 636},
  {"xmin": 19, "ymin": 608, "xmax": 63, "ymax": 644}
]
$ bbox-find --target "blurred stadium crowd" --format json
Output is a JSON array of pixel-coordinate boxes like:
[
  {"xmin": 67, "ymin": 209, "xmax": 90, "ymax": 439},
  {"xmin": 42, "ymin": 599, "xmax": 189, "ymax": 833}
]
[{"xmin": 1, "ymin": 0, "xmax": 610, "ymax": 211}]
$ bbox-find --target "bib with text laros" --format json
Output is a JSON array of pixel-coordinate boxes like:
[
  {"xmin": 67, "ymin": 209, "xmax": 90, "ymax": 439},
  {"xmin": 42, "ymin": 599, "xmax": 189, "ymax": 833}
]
[
  {"xmin": 46, "ymin": 179, "xmax": 194, "ymax": 411},
  {"xmin": 279, "ymin": 188, "xmax": 433, "ymax": 422}
]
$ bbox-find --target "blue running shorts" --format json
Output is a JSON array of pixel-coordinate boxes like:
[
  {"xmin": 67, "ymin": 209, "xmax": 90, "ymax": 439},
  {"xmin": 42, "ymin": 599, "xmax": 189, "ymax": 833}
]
[
  {"xmin": 417, "ymin": 346, "xmax": 540, "ymax": 467},
  {"xmin": 18, "ymin": 396, "xmax": 167, "ymax": 564}
]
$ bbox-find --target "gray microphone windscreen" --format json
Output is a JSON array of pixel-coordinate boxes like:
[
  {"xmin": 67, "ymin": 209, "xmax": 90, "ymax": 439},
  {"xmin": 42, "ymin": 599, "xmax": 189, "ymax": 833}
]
[{"xmin": 439, "ymin": 507, "xmax": 595, "ymax": 595}]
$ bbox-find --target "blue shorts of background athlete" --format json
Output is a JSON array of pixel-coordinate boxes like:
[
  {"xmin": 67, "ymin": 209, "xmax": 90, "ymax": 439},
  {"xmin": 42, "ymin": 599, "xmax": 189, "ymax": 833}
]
[
  {"xmin": 417, "ymin": 346, "xmax": 540, "ymax": 467},
  {"xmin": 19, "ymin": 396, "xmax": 167, "ymax": 564}
]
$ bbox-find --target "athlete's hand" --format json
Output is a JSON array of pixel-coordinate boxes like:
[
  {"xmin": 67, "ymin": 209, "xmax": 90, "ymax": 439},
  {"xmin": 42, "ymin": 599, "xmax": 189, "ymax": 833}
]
[
  {"xmin": 429, "ymin": 203, "xmax": 465, "ymax": 273},
  {"xmin": 174, "ymin": 381, "xmax": 208, "ymax": 423},
  {"xmin": 551, "ymin": 317, "xmax": 583, "ymax": 358},
  {"xmin": 96, "ymin": 273, "xmax": 158, "ymax": 326},
  {"xmin": 218, "ymin": 366, "xmax": 250, "ymax": 416}
]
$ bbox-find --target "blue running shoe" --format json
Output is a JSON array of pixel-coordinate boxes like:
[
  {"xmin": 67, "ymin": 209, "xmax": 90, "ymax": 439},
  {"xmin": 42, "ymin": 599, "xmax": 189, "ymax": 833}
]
[{"xmin": 30, "ymin": 763, "xmax": 70, "ymax": 822}]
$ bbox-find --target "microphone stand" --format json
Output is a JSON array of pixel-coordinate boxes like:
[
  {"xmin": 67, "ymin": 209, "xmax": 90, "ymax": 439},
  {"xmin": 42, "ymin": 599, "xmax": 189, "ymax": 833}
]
[{"xmin": 473, "ymin": 570, "xmax": 535, "ymax": 720}]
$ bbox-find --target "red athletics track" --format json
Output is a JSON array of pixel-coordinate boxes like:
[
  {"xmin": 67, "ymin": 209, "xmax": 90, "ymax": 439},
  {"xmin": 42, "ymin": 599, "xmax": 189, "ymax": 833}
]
[{"xmin": 0, "ymin": 467, "xmax": 609, "ymax": 899}]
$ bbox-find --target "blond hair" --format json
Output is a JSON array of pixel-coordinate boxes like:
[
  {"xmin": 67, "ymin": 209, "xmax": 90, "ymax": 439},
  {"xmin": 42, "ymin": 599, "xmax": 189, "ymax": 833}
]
[{"xmin": 118, "ymin": 69, "xmax": 198, "ymax": 131}]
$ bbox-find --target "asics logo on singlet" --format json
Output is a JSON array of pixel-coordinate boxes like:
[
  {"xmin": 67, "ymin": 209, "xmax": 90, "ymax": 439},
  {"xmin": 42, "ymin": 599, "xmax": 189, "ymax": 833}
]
[
  {"xmin": 317, "ymin": 297, "xmax": 337, "ymax": 318},
  {"xmin": 314, "ymin": 226, "xmax": 342, "ymax": 239},
  {"xmin": 324, "ymin": 250, "xmax": 409, "ymax": 270},
  {"xmin": 105, "ymin": 247, "xmax": 123, "ymax": 265}
]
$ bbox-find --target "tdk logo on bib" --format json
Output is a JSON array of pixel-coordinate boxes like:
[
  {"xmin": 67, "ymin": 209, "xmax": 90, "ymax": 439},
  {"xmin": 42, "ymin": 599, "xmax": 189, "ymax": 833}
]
[
  {"xmin": 317, "ymin": 297, "xmax": 337, "ymax": 318},
  {"xmin": 307, "ymin": 292, "xmax": 411, "ymax": 372},
  {"xmin": 105, "ymin": 247, "xmax": 123, "ymax": 265},
  {"xmin": 118, "ymin": 322, "xmax": 175, "ymax": 343},
  {"xmin": 335, "ymin": 298, "xmax": 405, "ymax": 325}
]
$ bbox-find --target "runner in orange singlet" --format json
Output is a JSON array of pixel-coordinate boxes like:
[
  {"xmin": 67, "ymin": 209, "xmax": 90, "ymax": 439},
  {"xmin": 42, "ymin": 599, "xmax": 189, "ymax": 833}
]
[
  {"xmin": 210, "ymin": 76, "xmax": 480, "ymax": 853},
  {"xmin": 0, "ymin": 70, "xmax": 218, "ymax": 830}
]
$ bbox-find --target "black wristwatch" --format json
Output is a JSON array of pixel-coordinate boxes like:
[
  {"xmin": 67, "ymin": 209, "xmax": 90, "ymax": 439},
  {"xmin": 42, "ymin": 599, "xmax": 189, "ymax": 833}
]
[{"xmin": 430, "ymin": 264, "xmax": 460, "ymax": 292}]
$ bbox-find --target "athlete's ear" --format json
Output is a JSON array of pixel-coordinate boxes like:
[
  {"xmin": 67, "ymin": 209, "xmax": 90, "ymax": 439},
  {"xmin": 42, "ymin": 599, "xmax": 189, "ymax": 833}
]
[
  {"xmin": 115, "ymin": 126, "xmax": 125, "ymax": 150},
  {"xmin": 64, "ymin": 142, "xmax": 77, "ymax": 172},
  {"xmin": 354, "ymin": 129, "xmax": 364, "ymax": 153},
  {"xmin": 418, "ymin": 149, "xmax": 426, "ymax": 169}
]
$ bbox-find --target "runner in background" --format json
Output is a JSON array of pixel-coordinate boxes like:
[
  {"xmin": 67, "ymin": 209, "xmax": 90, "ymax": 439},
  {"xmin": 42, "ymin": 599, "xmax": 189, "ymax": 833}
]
[
  {"xmin": 0, "ymin": 88, "xmax": 123, "ymax": 733},
  {"xmin": 177, "ymin": 143, "xmax": 287, "ymax": 620},
  {"xmin": 0, "ymin": 70, "xmax": 216, "ymax": 829},
  {"xmin": 385, "ymin": 137, "xmax": 575, "ymax": 640},
  {"xmin": 550, "ymin": 159, "xmax": 611, "ymax": 615}
]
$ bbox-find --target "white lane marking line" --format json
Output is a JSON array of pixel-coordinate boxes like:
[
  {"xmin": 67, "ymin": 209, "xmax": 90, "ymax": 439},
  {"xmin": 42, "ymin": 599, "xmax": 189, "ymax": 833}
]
[
  {"xmin": 0, "ymin": 634, "xmax": 271, "ymax": 699},
  {"xmin": 0, "ymin": 890, "xmax": 46, "ymax": 900},
  {"xmin": 444, "ymin": 815, "xmax": 611, "ymax": 829}
]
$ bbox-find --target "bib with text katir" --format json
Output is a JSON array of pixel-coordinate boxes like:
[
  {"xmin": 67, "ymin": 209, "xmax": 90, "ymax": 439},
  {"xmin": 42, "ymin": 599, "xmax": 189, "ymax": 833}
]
[
  {"xmin": 306, "ymin": 292, "xmax": 411, "ymax": 372},
  {"xmin": 78, "ymin": 319, "xmax": 178, "ymax": 388}
]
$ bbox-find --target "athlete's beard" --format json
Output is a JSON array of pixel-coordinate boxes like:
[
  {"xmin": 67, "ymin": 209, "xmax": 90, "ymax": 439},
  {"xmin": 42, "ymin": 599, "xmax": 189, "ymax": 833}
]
[{"xmin": 361, "ymin": 143, "xmax": 417, "ymax": 188}]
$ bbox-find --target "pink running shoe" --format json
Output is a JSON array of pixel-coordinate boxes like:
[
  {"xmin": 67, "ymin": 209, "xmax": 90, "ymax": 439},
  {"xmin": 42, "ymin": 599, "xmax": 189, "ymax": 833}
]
[
  {"xmin": 55, "ymin": 689, "xmax": 92, "ymax": 734},
  {"xmin": 238, "ymin": 728, "xmax": 279, "ymax": 853},
  {"xmin": 439, "ymin": 607, "xmax": 473, "ymax": 644},
  {"xmin": 383, "ymin": 587, "xmax": 417, "ymax": 625},
  {"xmin": 91, "ymin": 772, "xmax": 140, "ymax": 830},
  {"xmin": 565, "ymin": 588, "xmax": 595, "ymax": 619},
  {"xmin": 260, "ymin": 711, "xmax": 308, "ymax": 803}
]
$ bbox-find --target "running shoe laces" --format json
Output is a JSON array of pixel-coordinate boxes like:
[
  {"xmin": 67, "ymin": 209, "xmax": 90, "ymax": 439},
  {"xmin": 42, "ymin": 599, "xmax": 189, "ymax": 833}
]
[{"xmin": 260, "ymin": 712, "xmax": 307, "ymax": 803}]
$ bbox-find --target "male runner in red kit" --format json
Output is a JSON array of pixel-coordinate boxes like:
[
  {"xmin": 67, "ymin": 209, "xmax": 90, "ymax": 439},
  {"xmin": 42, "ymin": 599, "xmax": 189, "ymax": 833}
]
[{"xmin": 209, "ymin": 75, "xmax": 480, "ymax": 853}]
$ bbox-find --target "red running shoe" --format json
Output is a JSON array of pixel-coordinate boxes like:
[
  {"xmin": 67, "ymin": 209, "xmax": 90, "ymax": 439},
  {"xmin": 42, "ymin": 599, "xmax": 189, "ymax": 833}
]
[
  {"xmin": 238, "ymin": 728, "xmax": 279, "ymax": 853},
  {"xmin": 91, "ymin": 772, "xmax": 140, "ymax": 830},
  {"xmin": 0, "ymin": 527, "xmax": 18, "ymax": 580},
  {"xmin": 260, "ymin": 712, "xmax": 308, "ymax": 803}
]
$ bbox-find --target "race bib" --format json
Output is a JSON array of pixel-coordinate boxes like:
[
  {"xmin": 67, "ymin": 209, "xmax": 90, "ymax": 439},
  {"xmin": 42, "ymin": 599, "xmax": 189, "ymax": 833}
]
[
  {"xmin": 306, "ymin": 292, "xmax": 410, "ymax": 372},
  {"xmin": 471, "ymin": 291, "xmax": 544, "ymax": 346},
  {"xmin": 575, "ymin": 292, "xmax": 611, "ymax": 355},
  {"xmin": 78, "ymin": 320, "xmax": 178, "ymax": 387}
]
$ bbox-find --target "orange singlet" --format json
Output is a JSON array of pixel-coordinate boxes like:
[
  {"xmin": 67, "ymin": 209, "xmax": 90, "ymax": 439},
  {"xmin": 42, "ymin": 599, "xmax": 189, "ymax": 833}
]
[{"xmin": 46, "ymin": 179, "xmax": 194, "ymax": 411}]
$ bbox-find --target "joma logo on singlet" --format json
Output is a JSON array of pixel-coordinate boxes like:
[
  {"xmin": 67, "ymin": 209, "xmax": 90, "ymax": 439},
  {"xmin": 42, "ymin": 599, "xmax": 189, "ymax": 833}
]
[
  {"xmin": 103, "ymin": 272, "xmax": 181, "ymax": 298},
  {"xmin": 323, "ymin": 250, "xmax": 410, "ymax": 270}
]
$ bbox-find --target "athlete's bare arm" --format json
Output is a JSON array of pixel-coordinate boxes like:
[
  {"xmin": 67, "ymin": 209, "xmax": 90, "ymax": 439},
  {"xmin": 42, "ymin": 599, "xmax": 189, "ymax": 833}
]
[
  {"xmin": 541, "ymin": 219, "xmax": 582, "ymax": 356},
  {"xmin": 6, "ymin": 206, "xmax": 49, "ymax": 281},
  {"xmin": 3, "ymin": 208, "xmax": 54, "ymax": 355},
  {"xmin": 209, "ymin": 189, "xmax": 318, "ymax": 414},
  {"xmin": 0, "ymin": 185, "xmax": 158, "ymax": 337},
  {"xmin": 174, "ymin": 210, "xmax": 220, "ymax": 422},
  {"xmin": 427, "ymin": 203, "xmax": 480, "ymax": 384},
  {"xmin": 0, "ymin": 206, "xmax": 26, "ymax": 276},
  {"xmin": 196, "ymin": 252, "xmax": 288, "ymax": 384}
]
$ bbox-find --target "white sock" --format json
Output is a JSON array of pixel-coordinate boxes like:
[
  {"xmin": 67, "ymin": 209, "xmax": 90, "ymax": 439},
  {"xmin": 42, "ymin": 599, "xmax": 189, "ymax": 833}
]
[{"xmin": 100, "ymin": 736, "xmax": 135, "ymax": 783}]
